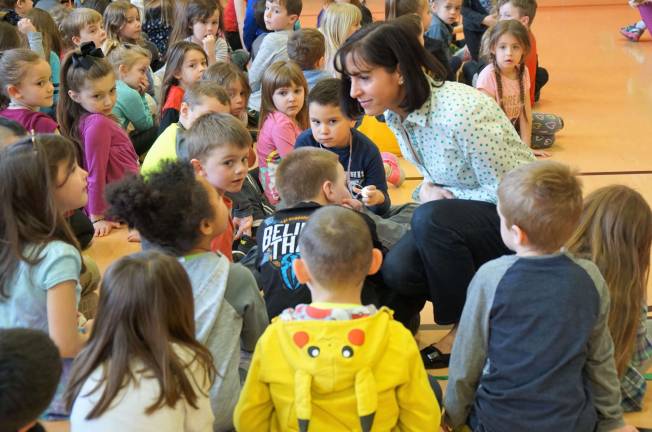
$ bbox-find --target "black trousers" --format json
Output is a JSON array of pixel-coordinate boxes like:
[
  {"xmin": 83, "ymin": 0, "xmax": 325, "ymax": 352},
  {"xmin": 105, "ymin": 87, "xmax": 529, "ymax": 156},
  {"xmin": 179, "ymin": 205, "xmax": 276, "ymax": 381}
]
[
  {"xmin": 381, "ymin": 199, "xmax": 511, "ymax": 326},
  {"xmin": 464, "ymin": 28, "xmax": 486, "ymax": 61}
]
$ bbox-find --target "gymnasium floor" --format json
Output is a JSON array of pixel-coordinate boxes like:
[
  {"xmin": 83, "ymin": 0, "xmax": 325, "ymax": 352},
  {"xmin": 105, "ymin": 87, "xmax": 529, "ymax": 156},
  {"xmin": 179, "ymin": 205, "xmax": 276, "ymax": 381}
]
[{"xmin": 45, "ymin": 2, "xmax": 652, "ymax": 431}]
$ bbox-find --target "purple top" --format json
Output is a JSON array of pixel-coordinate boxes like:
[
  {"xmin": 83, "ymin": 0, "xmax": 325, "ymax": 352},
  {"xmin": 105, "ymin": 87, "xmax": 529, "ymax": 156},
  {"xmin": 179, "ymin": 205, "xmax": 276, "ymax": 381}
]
[
  {"xmin": 0, "ymin": 107, "xmax": 58, "ymax": 134},
  {"xmin": 79, "ymin": 113, "xmax": 139, "ymax": 216}
]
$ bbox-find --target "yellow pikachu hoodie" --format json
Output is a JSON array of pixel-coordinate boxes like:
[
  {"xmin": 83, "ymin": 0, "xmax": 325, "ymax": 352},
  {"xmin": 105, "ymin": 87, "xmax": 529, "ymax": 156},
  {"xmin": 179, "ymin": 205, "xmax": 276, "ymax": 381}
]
[{"xmin": 234, "ymin": 305, "xmax": 441, "ymax": 432}]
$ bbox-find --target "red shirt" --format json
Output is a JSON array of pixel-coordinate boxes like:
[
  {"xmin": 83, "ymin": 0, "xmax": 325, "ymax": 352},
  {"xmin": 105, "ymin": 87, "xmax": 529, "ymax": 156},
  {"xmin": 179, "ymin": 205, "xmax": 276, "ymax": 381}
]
[
  {"xmin": 525, "ymin": 31, "xmax": 537, "ymax": 106},
  {"xmin": 224, "ymin": 0, "xmax": 239, "ymax": 32},
  {"xmin": 210, "ymin": 195, "xmax": 234, "ymax": 261}
]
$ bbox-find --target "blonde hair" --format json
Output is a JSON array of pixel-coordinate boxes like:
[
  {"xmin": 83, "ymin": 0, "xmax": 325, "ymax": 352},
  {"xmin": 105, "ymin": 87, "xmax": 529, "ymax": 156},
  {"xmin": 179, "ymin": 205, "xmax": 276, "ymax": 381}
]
[
  {"xmin": 497, "ymin": 161, "xmax": 583, "ymax": 252},
  {"xmin": 320, "ymin": 3, "xmax": 361, "ymax": 77},
  {"xmin": 259, "ymin": 60, "xmax": 308, "ymax": 130},
  {"xmin": 566, "ymin": 185, "xmax": 652, "ymax": 377},
  {"xmin": 102, "ymin": 0, "xmax": 141, "ymax": 49},
  {"xmin": 105, "ymin": 42, "xmax": 151, "ymax": 76},
  {"xmin": 60, "ymin": 8, "xmax": 102, "ymax": 49},
  {"xmin": 0, "ymin": 49, "xmax": 44, "ymax": 109}
]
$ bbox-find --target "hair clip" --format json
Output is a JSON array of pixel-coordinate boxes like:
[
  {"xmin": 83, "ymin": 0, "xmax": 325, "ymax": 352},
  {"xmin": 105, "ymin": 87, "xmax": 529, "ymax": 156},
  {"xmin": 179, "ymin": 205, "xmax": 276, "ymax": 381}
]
[{"xmin": 71, "ymin": 41, "xmax": 105, "ymax": 70}]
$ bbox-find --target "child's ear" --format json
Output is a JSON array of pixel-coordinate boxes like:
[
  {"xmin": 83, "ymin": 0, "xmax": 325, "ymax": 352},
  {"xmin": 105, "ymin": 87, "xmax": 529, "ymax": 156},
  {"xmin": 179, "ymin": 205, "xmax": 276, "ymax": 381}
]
[
  {"xmin": 316, "ymin": 56, "xmax": 325, "ymax": 69},
  {"xmin": 321, "ymin": 180, "xmax": 337, "ymax": 203},
  {"xmin": 288, "ymin": 14, "xmax": 299, "ymax": 26},
  {"xmin": 198, "ymin": 217, "xmax": 215, "ymax": 237},
  {"xmin": 190, "ymin": 158, "xmax": 206, "ymax": 176},
  {"xmin": 117, "ymin": 63, "xmax": 129, "ymax": 77},
  {"xmin": 68, "ymin": 90, "xmax": 81, "ymax": 104},
  {"xmin": 368, "ymin": 248, "xmax": 383, "ymax": 275},
  {"xmin": 511, "ymin": 223, "xmax": 528, "ymax": 247},
  {"xmin": 71, "ymin": 35, "xmax": 81, "ymax": 47},
  {"xmin": 6, "ymin": 84, "xmax": 21, "ymax": 100},
  {"xmin": 293, "ymin": 258, "xmax": 311, "ymax": 284},
  {"xmin": 520, "ymin": 16, "xmax": 530, "ymax": 27},
  {"xmin": 179, "ymin": 101, "xmax": 190, "ymax": 119}
]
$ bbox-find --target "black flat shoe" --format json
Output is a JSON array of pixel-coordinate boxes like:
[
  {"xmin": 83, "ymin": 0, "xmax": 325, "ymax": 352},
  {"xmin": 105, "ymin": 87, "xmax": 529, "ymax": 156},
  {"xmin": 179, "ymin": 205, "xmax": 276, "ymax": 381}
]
[{"xmin": 420, "ymin": 344, "xmax": 450, "ymax": 369}]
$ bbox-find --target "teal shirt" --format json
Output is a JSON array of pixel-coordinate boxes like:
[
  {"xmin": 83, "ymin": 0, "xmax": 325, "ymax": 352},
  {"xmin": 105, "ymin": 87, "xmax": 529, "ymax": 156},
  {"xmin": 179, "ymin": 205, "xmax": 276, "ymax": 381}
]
[{"xmin": 112, "ymin": 79, "xmax": 154, "ymax": 131}]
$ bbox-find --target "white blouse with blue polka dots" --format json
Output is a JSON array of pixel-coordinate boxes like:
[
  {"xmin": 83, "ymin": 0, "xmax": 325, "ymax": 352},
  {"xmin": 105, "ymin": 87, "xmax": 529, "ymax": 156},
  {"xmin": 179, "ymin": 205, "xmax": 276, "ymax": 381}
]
[{"xmin": 384, "ymin": 78, "xmax": 536, "ymax": 204}]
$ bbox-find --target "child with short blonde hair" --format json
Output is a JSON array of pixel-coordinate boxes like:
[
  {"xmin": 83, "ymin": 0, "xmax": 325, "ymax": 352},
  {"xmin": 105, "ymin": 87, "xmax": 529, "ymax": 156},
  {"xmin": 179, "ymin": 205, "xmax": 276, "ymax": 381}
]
[
  {"xmin": 106, "ymin": 43, "xmax": 157, "ymax": 156},
  {"xmin": 445, "ymin": 161, "xmax": 633, "ymax": 432},
  {"xmin": 60, "ymin": 7, "xmax": 106, "ymax": 51}
]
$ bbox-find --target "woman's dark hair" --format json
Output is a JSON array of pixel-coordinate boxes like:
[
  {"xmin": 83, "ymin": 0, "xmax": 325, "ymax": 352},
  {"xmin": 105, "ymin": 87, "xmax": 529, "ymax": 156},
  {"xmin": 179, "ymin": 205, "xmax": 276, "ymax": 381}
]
[
  {"xmin": 64, "ymin": 250, "xmax": 216, "ymax": 418},
  {"xmin": 335, "ymin": 22, "xmax": 446, "ymax": 119},
  {"xmin": 107, "ymin": 160, "xmax": 214, "ymax": 256},
  {"xmin": 0, "ymin": 134, "xmax": 81, "ymax": 300}
]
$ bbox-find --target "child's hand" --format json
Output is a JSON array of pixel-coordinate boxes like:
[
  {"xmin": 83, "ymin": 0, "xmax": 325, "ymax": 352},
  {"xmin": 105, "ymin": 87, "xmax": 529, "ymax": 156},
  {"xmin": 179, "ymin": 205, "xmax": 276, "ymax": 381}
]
[
  {"xmin": 138, "ymin": 75, "xmax": 149, "ymax": 95},
  {"xmin": 532, "ymin": 149, "xmax": 551, "ymax": 158},
  {"xmin": 233, "ymin": 215, "xmax": 253, "ymax": 240},
  {"xmin": 17, "ymin": 18, "xmax": 36, "ymax": 34},
  {"xmin": 202, "ymin": 35, "xmax": 216, "ymax": 56},
  {"xmin": 419, "ymin": 182, "xmax": 454, "ymax": 203},
  {"xmin": 341, "ymin": 198, "xmax": 364, "ymax": 212},
  {"xmin": 356, "ymin": 185, "xmax": 385, "ymax": 207},
  {"xmin": 127, "ymin": 229, "xmax": 142, "ymax": 242},
  {"xmin": 93, "ymin": 219, "xmax": 120, "ymax": 237},
  {"xmin": 482, "ymin": 14, "xmax": 497, "ymax": 27}
]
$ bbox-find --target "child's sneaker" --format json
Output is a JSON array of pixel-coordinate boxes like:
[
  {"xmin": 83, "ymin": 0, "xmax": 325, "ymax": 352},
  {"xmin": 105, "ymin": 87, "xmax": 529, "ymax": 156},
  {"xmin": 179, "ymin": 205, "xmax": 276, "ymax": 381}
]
[{"xmin": 620, "ymin": 24, "xmax": 644, "ymax": 42}]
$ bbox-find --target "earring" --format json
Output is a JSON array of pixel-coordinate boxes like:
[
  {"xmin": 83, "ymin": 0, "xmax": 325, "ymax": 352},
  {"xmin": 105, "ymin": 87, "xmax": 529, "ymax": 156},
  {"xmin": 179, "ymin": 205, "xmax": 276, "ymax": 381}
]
[{"xmin": 398, "ymin": 77, "xmax": 404, "ymax": 85}]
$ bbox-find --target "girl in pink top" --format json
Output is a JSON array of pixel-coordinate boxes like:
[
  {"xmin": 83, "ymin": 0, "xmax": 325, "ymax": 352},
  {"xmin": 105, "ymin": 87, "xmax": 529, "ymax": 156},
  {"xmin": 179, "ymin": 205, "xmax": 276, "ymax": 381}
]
[
  {"xmin": 0, "ymin": 49, "xmax": 58, "ymax": 134},
  {"xmin": 476, "ymin": 20, "xmax": 544, "ymax": 155},
  {"xmin": 257, "ymin": 61, "xmax": 308, "ymax": 204},
  {"xmin": 58, "ymin": 42, "xmax": 139, "ymax": 237}
]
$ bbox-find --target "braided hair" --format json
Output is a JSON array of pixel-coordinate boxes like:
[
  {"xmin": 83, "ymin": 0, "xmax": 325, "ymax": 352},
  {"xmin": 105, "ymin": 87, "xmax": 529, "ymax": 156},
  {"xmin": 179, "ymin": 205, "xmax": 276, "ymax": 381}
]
[{"xmin": 483, "ymin": 20, "xmax": 531, "ymax": 120}]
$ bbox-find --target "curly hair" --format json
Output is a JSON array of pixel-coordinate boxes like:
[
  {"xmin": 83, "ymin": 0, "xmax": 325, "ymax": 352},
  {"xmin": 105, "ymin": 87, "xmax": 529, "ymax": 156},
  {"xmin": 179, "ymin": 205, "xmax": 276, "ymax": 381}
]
[{"xmin": 106, "ymin": 160, "xmax": 214, "ymax": 256}]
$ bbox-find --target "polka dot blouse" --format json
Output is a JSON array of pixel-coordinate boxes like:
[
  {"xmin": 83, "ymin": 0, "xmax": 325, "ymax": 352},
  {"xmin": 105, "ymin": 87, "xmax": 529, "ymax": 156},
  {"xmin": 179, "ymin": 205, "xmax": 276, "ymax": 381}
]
[{"xmin": 384, "ymin": 77, "xmax": 536, "ymax": 204}]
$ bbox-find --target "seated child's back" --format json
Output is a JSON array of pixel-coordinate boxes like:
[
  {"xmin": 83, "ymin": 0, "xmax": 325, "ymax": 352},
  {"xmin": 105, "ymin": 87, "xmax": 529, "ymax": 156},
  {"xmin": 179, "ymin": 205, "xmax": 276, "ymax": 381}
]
[
  {"xmin": 445, "ymin": 161, "xmax": 628, "ymax": 432},
  {"xmin": 257, "ymin": 147, "xmax": 386, "ymax": 319},
  {"xmin": 108, "ymin": 159, "xmax": 268, "ymax": 431},
  {"xmin": 236, "ymin": 205, "xmax": 440, "ymax": 431}
]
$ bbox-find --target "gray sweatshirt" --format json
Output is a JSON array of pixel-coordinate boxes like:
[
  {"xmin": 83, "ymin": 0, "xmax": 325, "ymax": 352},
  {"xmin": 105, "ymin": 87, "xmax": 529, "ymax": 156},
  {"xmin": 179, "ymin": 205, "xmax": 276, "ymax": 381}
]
[{"xmin": 181, "ymin": 252, "xmax": 268, "ymax": 432}]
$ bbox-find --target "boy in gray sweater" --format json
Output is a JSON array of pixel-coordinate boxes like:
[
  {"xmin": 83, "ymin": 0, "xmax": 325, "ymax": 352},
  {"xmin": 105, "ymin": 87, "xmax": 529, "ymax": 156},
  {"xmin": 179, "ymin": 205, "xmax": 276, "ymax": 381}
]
[{"xmin": 444, "ymin": 161, "xmax": 636, "ymax": 432}]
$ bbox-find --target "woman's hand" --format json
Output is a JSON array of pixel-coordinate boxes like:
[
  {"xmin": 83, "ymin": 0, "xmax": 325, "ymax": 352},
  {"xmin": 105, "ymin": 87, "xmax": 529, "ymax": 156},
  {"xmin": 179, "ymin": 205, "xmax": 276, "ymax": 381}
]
[
  {"xmin": 532, "ymin": 149, "xmax": 551, "ymax": 158},
  {"xmin": 419, "ymin": 182, "xmax": 454, "ymax": 203}
]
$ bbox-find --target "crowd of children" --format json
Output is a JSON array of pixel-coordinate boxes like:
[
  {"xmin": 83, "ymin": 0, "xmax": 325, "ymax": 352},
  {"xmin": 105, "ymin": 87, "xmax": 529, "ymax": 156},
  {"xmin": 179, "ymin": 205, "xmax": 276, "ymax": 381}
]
[{"xmin": 0, "ymin": 0, "xmax": 649, "ymax": 431}]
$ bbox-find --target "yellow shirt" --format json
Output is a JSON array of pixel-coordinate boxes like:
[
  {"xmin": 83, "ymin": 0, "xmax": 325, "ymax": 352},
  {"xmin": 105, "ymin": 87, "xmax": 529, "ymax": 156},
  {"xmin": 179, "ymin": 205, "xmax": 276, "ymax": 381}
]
[{"xmin": 141, "ymin": 123, "xmax": 180, "ymax": 175}]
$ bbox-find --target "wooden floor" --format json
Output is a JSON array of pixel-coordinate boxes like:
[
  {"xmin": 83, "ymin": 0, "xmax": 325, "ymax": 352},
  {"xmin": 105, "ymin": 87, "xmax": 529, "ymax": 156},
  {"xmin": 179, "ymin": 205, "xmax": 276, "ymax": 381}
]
[{"xmin": 44, "ymin": 2, "xmax": 652, "ymax": 431}]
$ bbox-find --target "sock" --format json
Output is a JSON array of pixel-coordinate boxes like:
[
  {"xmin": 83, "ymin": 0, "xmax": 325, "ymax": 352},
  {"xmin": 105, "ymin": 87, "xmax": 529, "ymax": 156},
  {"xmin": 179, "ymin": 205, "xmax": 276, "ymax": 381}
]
[{"xmin": 636, "ymin": 20, "xmax": 646, "ymax": 30}]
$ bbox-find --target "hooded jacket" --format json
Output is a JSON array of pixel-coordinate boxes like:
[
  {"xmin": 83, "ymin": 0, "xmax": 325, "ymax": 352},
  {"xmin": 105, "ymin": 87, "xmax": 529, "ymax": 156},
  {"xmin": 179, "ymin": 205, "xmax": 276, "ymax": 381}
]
[{"xmin": 234, "ymin": 306, "xmax": 441, "ymax": 431}]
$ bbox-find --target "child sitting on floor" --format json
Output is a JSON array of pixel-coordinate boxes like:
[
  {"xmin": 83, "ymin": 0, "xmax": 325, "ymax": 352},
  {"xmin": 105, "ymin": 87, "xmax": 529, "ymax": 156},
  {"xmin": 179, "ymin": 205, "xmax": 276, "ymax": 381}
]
[
  {"xmin": 236, "ymin": 205, "xmax": 441, "ymax": 431},
  {"xmin": 0, "ymin": 328, "xmax": 62, "ymax": 432},
  {"xmin": 445, "ymin": 161, "xmax": 634, "ymax": 432},
  {"xmin": 107, "ymin": 162, "xmax": 268, "ymax": 431},
  {"xmin": 256, "ymin": 147, "xmax": 389, "ymax": 319},
  {"xmin": 295, "ymin": 78, "xmax": 390, "ymax": 216}
]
